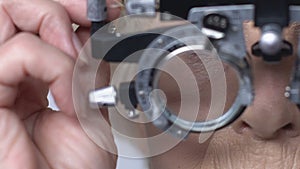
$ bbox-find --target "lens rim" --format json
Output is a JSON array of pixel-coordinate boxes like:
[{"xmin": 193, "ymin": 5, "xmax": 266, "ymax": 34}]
[{"xmin": 135, "ymin": 25, "xmax": 253, "ymax": 137}]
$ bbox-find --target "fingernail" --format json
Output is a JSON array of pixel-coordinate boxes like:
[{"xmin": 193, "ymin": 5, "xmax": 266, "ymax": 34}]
[{"xmin": 72, "ymin": 33, "xmax": 83, "ymax": 57}]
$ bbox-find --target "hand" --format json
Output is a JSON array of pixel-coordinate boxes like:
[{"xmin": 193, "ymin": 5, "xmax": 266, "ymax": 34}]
[{"xmin": 0, "ymin": 0, "xmax": 119, "ymax": 168}]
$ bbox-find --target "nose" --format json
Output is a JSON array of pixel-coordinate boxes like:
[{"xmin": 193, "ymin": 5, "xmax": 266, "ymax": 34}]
[{"xmin": 232, "ymin": 57, "xmax": 300, "ymax": 140}]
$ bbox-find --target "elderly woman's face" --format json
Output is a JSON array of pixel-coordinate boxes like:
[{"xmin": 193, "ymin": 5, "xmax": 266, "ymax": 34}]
[{"xmin": 150, "ymin": 22, "xmax": 300, "ymax": 168}]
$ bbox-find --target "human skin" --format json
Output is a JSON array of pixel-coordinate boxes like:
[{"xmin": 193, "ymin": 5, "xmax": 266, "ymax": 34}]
[
  {"xmin": 67, "ymin": 3, "xmax": 300, "ymax": 168},
  {"xmin": 149, "ymin": 22, "xmax": 300, "ymax": 169},
  {"xmin": 2, "ymin": 0, "xmax": 300, "ymax": 168},
  {"xmin": 0, "ymin": 0, "xmax": 119, "ymax": 168}
]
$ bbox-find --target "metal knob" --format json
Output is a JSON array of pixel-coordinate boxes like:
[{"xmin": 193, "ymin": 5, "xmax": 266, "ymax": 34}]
[
  {"xmin": 89, "ymin": 86, "xmax": 117, "ymax": 108},
  {"xmin": 259, "ymin": 24, "xmax": 283, "ymax": 56}
]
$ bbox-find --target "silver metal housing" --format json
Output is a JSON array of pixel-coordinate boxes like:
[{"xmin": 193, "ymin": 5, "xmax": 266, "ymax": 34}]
[
  {"xmin": 126, "ymin": 0, "xmax": 156, "ymax": 16},
  {"xmin": 188, "ymin": 5, "xmax": 254, "ymax": 59},
  {"xmin": 286, "ymin": 6, "xmax": 300, "ymax": 105},
  {"xmin": 87, "ymin": 0, "xmax": 107, "ymax": 22},
  {"xmin": 135, "ymin": 24, "xmax": 253, "ymax": 138}
]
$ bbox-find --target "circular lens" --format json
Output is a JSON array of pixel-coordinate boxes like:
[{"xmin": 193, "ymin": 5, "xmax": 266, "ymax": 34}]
[
  {"xmin": 135, "ymin": 24, "xmax": 253, "ymax": 135},
  {"xmin": 155, "ymin": 48, "xmax": 239, "ymax": 127}
]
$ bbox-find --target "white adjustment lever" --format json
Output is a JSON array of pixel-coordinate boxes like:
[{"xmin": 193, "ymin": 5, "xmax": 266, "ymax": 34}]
[{"xmin": 89, "ymin": 86, "xmax": 117, "ymax": 108}]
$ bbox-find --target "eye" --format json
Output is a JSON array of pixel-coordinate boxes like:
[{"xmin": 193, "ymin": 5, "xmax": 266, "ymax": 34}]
[{"xmin": 156, "ymin": 50, "xmax": 240, "ymax": 122}]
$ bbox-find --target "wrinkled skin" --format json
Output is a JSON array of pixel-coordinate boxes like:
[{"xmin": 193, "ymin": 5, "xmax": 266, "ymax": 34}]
[
  {"xmin": 0, "ymin": 0, "xmax": 119, "ymax": 168},
  {"xmin": 150, "ymin": 23, "xmax": 300, "ymax": 169},
  {"xmin": 1, "ymin": 0, "xmax": 300, "ymax": 168}
]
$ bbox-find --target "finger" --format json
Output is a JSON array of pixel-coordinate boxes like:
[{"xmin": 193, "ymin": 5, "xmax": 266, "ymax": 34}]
[
  {"xmin": 106, "ymin": 0, "xmax": 123, "ymax": 21},
  {"xmin": 76, "ymin": 26, "xmax": 90, "ymax": 44},
  {"xmin": 0, "ymin": 109, "xmax": 38, "ymax": 169},
  {"xmin": 56, "ymin": 0, "xmax": 122, "ymax": 26},
  {"xmin": 33, "ymin": 109, "xmax": 117, "ymax": 169},
  {"xmin": 0, "ymin": 32, "xmax": 75, "ymax": 116},
  {"xmin": 0, "ymin": 108, "xmax": 53, "ymax": 169},
  {"xmin": 1, "ymin": 0, "xmax": 78, "ymax": 58},
  {"xmin": 13, "ymin": 77, "xmax": 49, "ymax": 120},
  {"xmin": 54, "ymin": 0, "xmax": 90, "ymax": 27},
  {"xmin": 0, "ymin": 6, "xmax": 16, "ymax": 44}
]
